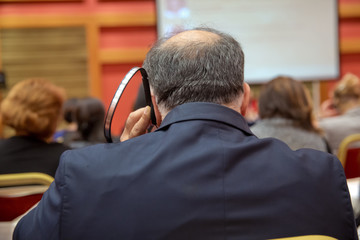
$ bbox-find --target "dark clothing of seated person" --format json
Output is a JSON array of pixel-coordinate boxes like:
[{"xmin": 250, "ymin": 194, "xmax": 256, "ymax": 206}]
[
  {"xmin": 0, "ymin": 79, "xmax": 69, "ymax": 177},
  {"xmin": 13, "ymin": 28, "xmax": 358, "ymax": 240}
]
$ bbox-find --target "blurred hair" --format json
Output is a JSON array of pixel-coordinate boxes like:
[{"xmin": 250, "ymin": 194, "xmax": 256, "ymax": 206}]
[
  {"xmin": 258, "ymin": 76, "xmax": 319, "ymax": 133},
  {"xmin": 63, "ymin": 98, "xmax": 79, "ymax": 123},
  {"xmin": 75, "ymin": 97, "xmax": 105, "ymax": 142},
  {"xmin": 0, "ymin": 78, "xmax": 65, "ymax": 139},
  {"xmin": 332, "ymin": 73, "xmax": 360, "ymax": 109},
  {"xmin": 143, "ymin": 27, "xmax": 244, "ymax": 111}
]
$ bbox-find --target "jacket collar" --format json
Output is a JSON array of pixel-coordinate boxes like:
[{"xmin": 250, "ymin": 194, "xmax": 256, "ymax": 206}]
[{"xmin": 157, "ymin": 102, "xmax": 253, "ymax": 136}]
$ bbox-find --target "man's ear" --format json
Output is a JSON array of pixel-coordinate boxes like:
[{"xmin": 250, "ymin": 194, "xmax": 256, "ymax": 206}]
[
  {"xmin": 240, "ymin": 83, "xmax": 251, "ymax": 116},
  {"xmin": 151, "ymin": 95, "xmax": 162, "ymax": 127}
]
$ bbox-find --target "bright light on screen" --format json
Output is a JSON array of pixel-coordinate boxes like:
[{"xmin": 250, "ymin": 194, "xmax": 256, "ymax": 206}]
[{"xmin": 156, "ymin": 0, "xmax": 339, "ymax": 83}]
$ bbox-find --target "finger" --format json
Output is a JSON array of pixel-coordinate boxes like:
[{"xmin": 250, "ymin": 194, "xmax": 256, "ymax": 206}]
[
  {"xmin": 120, "ymin": 106, "xmax": 151, "ymax": 142},
  {"xmin": 129, "ymin": 106, "xmax": 151, "ymax": 139},
  {"xmin": 120, "ymin": 107, "xmax": 147, "ymax": 142}
]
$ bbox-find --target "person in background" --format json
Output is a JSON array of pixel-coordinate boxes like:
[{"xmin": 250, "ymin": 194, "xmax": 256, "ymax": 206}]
[
  {"xmin": 14, "ymin": 28, "xmax": 357, "ymax": 240},
  {"xmin": 251, "ymin": 76, "xmax": 329, "ymax": 152},
  {"xmin": 0, "ymin": 91, "xmax": 3, "ymax": 139},
  {"xmin": 318, "ymin": 73, "xmax": 360, "ymax": 154},
  {"xmin": 0, "ymin": 78, "xmax": 69, "ymax": 177},
  {"xmin": 66, "ymin": 97, "xmax": 106, "ymax": 148},
  {"xmin": 0, "ymin": 116, "xmax": 3, "ymax": 139},
  {"xmin": 53, "ymin": 97, "xmax": 79, "ymax": 144}
]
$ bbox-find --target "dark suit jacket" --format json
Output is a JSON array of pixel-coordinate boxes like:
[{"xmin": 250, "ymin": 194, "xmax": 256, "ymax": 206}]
[
  {"xmin": 13, "ymin": 103, "xmax": 358, "ymax": 240},
  {"xmin": 0, "ymin": 136, "xmax": 69, "ymax": 177}
]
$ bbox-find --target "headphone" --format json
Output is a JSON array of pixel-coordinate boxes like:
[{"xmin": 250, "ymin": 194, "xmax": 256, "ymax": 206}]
[{"xmin": 104, "ymin": 67, "xmax": 156, "ymax": 143}]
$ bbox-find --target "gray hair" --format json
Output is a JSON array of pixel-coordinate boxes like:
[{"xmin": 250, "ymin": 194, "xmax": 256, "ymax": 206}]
[{"xmin": 143, "ymin": 27, "xmax": 244, "ymax": 111}]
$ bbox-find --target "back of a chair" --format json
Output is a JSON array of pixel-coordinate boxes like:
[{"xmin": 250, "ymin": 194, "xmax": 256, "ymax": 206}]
[
  {"xmin": 337, "ymin": 134, "xmax": 360, "ymax": 178},
  {"xmin": 0, "ymin": 172, "xmax": 54, "ymax": 221}
]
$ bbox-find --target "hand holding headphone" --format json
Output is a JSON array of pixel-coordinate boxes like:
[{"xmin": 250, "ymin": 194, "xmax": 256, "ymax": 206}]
[{"xmin": 104, "ymin": 67, "xmax": 156, "ymax": 143}]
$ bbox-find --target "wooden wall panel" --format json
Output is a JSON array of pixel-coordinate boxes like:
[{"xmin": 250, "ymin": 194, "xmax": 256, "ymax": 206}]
[{"xmin": 0, "ymin": 27, "xmax": 88, "ymax": 98}]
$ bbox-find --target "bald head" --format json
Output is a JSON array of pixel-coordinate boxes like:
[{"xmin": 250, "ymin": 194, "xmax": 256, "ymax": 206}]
[
  {"xmin": 164, "ymin": 30, "xmax": 220, "ymax": 47},
  {"xmin": 143, "ymin": 27, "xmax": 245, "ymax": 112}
]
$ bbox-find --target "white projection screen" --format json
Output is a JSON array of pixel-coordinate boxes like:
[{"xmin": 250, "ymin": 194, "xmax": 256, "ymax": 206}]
[{"xmin": 156, "ymin": 0, "xmax": 339, "ymax": 83}]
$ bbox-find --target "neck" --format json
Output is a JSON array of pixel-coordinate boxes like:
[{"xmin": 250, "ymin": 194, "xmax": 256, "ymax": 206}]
[{"xmin": 158, "ymin": 99, "xmax": 243, "ymax": 120}]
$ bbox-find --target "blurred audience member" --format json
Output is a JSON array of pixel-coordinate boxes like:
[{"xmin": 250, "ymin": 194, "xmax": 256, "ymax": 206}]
[
  {"xmin": 66, "ymin": 97, "xmax": 106, "ymax": 148},
  {"xmin": 0, "ymin": 79, "xmax": 69, "ymax": 177},
  {"xmin": 0, "ymin": 91, "xmax": 3, "ymax": 139},
  {"xmin": 0, "ymin": 116, "xmax": 3, "ymax": 139},
  {"xmin": 251, "ymin": 76, "xmax": 329, "ymax": 152},
  {"xmin": 54, "ymin": 98, "xmax": 79, "ymax": 144},
  {"xmin": 319, "ymin": 73, "xmax": 360, "ymax": 154}
]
